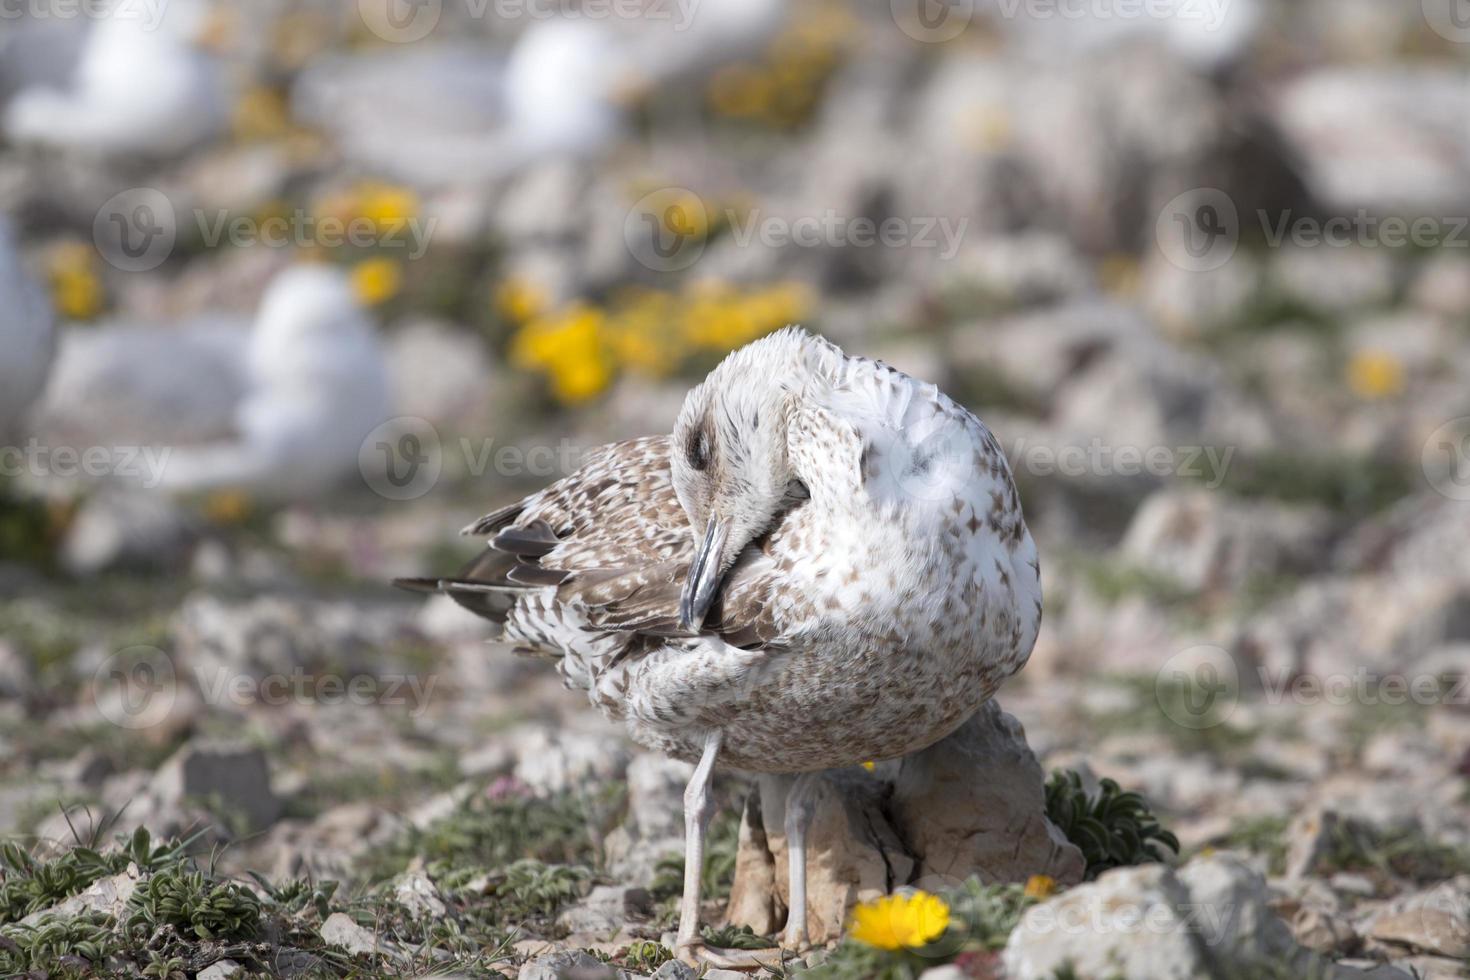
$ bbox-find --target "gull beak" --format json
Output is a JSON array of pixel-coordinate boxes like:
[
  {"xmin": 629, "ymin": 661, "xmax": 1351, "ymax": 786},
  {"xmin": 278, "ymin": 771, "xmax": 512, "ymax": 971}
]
[{"xmin": 680, "ymin": 517, "xmax": 730, "ymax": 633}]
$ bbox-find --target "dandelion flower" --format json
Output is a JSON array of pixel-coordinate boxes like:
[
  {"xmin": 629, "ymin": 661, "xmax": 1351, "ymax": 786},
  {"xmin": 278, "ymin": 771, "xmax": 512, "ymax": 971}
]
[
  {"xmin": 1023, "ymin": 875, "xmax": 1056, "ymax": 900},
  {"xmin": 848, "ymin": 891, "xmax": 950, "ymax": 950},
  {"xmin": 351, "ymin": 257, "xmax": 404, "ymax": 306},
  {"xmin": 1347, "ymin": 350, "xmax": 1404, "ymax": 400}
]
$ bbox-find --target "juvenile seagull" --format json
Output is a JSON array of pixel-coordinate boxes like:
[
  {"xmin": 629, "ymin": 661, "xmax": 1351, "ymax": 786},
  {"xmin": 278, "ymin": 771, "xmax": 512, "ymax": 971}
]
[{"xmin": 400, "ymin": 328, "xmax": 1041, "ymax": 958}]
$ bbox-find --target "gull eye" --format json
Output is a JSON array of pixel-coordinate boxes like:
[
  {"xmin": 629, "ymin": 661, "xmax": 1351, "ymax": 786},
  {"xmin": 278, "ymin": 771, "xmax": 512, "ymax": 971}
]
[{"xmin": 686, "ymin": 428, "xmax": 711, "ymax": 472}]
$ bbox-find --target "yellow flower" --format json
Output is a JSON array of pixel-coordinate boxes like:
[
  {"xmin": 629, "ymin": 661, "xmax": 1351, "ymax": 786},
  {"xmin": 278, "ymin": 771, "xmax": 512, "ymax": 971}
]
[
  {"xmin": 351, "ymin": 257, "xmax": 403, "ymax": 306},
  {"xmin": 46, "ymin": 242, "xmax": 105, "ymax": 321},
  {"xmin": 1347, "ymin": 350, "xmax": 1404, "ymax": 400},
  {"xmin": 495, "ymin": 278, "xmax": 550, "ymax": 325},
  {"xmin": 202, "ymin": 490, "xmax": 254, "ymax": 526},
  {"xmin": 848, "ymin": 891, "xmax": 950, "ymax": 951},
  {"xmin": 861, "ymin": 761, "xmax": 876, "ymax": 772},
  {"xmin": 512, "ymin": 305, "xmax": 614, "ymax": 405},
  {"xmin": 317, "ymin": 181, "xmax": 419, "ymax": 243},
  {"xmin": 1023, "ymin": 875, "xmax": 1057, "ymax": 900},
  {"xmin": 232, "ymin": 85, "xmax": 292, "ymax": 142}
]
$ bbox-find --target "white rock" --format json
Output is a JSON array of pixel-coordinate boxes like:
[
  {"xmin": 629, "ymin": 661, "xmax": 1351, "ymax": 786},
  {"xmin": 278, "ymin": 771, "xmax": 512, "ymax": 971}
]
[
  {"xmin": 197, "ymin": 961, "xmax": 244, "ymax": 980},
  {"xmin": 320, "ymin": 912, "xmax": 402, "ymax": 960}
]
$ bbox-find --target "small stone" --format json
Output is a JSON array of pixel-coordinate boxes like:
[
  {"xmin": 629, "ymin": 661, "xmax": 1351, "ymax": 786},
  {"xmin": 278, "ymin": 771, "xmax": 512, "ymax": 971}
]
[
  {"xmin": 19, "ymin": 864, "xmax": 140, "ymax": 926},
  {"xmin": 151, "ymin": 740, "xmax": 281, "ymax": 833},
  {"xmin": 321, "ymin": 912, "xmax": 401, "ymax": 960},
  {"xmin": 393, "ymin": 871, "xmax": 447, "ymax": 919},
  {"xmin": 651, "ymin": 961, "xmax": 697, "ymax": 980},
  {"xmin": 60, "ymin": 489, "xmax": 196, "ymax": 576},
  {"xmin": 198, "ymin": 961, "xmax": 244, "ymax": 980},
  {"xmin": 556, "ymin": 885, "xmax": 653, "ymax": 935},
  {"xmin": 1371, "ymin": 909, "xmax": 1470, "ymax": 960},
  {"xmin": 519, "ymin": 948, "xmax": 618, "ymax": 980},
  {"xmin": 1291, "ymin": 904, "xmax": 1359, "ymax": 956},
  {"xmin": 1284, "ymin": 806, "xmax": 1341, "ymax": 880}
]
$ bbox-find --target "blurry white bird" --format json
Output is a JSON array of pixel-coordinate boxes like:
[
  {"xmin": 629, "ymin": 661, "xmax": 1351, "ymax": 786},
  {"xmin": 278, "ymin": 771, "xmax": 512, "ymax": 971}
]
[
  {"xmin": 3, "ymin": 0, "xmax": 228, "ymax": 158},
  {"xmin": 993, "ymin": 0, "xmax": 1261, "ymax": 71},
  {"xmin": 152, "ymin": 265, "xmax": 392, "ymax": 499},
  {"xmin": 293, "ymin": 21, "xmax": 626, "ymax": 187},
  {"xmin": 293, "ymin": 0, "xmax": 788, "ymax": 187},
  {"xmin": 0, "ymin": 219, "xmax": 56, "ymax": 445}
]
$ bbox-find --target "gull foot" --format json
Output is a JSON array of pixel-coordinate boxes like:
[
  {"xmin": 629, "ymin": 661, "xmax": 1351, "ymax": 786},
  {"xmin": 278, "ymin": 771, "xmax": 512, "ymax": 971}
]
[{"xmin": 677, "ymin": 940, "xmax": 791, "ymax": 971}]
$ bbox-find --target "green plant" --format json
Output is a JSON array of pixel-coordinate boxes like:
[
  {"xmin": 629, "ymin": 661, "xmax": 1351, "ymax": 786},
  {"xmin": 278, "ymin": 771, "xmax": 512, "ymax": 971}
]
[
  {"xmin": 0, "ymin": 910, "xmax": 118, "ymax": 973},
  {"xmin": 492, "ymin": 860, "xmax": 591, "ymax": 921},
  {"xmin": 944, "ymin": 879, "xmax": 1033, "ymax": 951},
  {"xmin": 124, "ymin": 865, "xmax": 261, "ymax": 941},
  {"xmin": 652, "ymin": 808, "xmax": 741, "ymax": 901},
  {"xmin": 625, "ymin": 939, "xmax": 673, "ymax": 971},
  {"xmin": 704, "ymin": 922, "xmax": 778, "ymax": 949},
  {"xmin": 1045, "ymin": 772, "xmax": 1179, "ymax": 880}
]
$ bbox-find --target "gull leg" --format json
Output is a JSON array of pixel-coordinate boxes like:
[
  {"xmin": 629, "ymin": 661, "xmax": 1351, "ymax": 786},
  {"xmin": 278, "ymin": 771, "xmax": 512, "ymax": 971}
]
[
  {"xmin": 675, "ymin": 729, "xmax": 723, "ymax": 960},
  {"xmin": 782, "ymin": 771, "xmax": 822, "ymax": 951}
]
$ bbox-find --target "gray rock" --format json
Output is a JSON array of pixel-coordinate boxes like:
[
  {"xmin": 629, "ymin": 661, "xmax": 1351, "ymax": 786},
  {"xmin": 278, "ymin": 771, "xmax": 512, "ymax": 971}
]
[
  {"xmin": 1005, "ymin": 853, "xmax": 1353, "ymax": 979},
  {"xmin": 519, "ymin": 948, "xmax": 618, "ymax": 980},
  {"xmin": 320, "ymin": 912, "xmax": 402, "ymax": 961},
  {"xmin": 1274, "ymin": 68, "xmax": 1470, "ymax": 215},
  {"xmin": 197, "ymin": 961, "xmax": 244, "ymax": 980},
  {"xmin": 512, "ymin": 726, "xmax": 631, "ymax": 797},
  {"xmin": 1004, "ymin": 863, "xmax": 1209, "ymax": 980},
  {"xmin": 1120, "ymin": 489, "xmax": 1332, "ymax": 593},
  {"xmin": 1365, "ymin": 878, "xmax": 1470, "ymax": 960},
  {"xmin": 1285, "ymin": 807, "xmax": 1344, "ymax": 880},
  {"xmin": 556, "ymin": 884, "xmax": 654, "ymax": 936},
  {"xmin": 19, "ymin": 864, "xmax": 140, "ymax": 926},
  {"xmin": 60, "ymin": 489, "xmax": 196, "ymax": 576},
  {"xmin": 151, "ymin": 741, "xmax": 280, "ymax": 833},
  {"xmin": 392, "ymin": 871, "xmax": 447, "ymax": 919},
  {"xmin": 651, "ymin": 961, "xmax": 697, "ymax": 980}
]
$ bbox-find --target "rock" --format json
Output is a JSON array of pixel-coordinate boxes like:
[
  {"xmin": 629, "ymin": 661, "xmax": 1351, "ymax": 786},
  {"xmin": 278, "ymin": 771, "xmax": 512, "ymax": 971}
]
[
  {"xmin": 724, "ymin": 792, "xmax": 781, "ymax": 936},
  {"xmin": 556, "ymin": 885, "xmax": 654, "ymax": 935},
  {"xmin": 198, "ymin": 961, "xmax": 244, "ymax": 980},
  {"xmin": 320, "ymin": 912, "xmax": 402, "ymax": 961},
  {"xmin": 19, "ymin": 864, "xmax": 140, "ymax": 926},
  {"xmin": 890, "ymin": 701, "xmax": 1085, "ymax": 888},
  {"xmin": 172, "ymin": 592, "xmax": 419, "ymax": 686},
  {"xmin": 151, "ymin": 741, "xmax": 280, "ymax": 833},
  {"xmin": 1291, "ymin": 905, "xmax": 1360, "ymax": 956},
  {"xmin": 511, "ymin": 727, "xmax": 631, "ymax": 797},
  {"xmin": 393, "ymin": 871, "xmax": 447, "ymax": 919},
  {"xmin": 519, "ymin": 948, "xmax": 618, "ymax": 980},
  {"xmin": 1006, "ymin": 854, "xmax": 1350, "ymax": 979},
  {"xmin": 1120, "ymin": 489, "xmax": 1332, "ymax": 593},
  {"xmin": 651, "ymin": 961, "xmax": 697, "ymax": 980},
  {"xmin": 1370, "ymin": 908, "xmax": 1470, "ymax": 960},
  {"xmin": 387, "ymin": 320, "xmax": 496, "ymax": 432},
  {"xmin": 1366, "ymin": 878, "xmax": 1470, "ymax": 959},
  {"xmin": 1273, "ymin": 68, "xmax": 1470, "ymax": 215},
  {"xmin": 60, "ymin": 489, "xmax": 196, "ymax": 576},
  {"xmin": 0, "ymin": 639, "xmax": 32, "ymax": 698},
  {"xmin": 1284, "ymin": 807, "xmax": 1342, "ymax": 880},
  {"xmin": 727, "ymin": 701, "xmax": 1082, "ymax": 944},
  {"xmin": 1004, "ymin": 863, "xmax": 1210, "ymax": 979}
]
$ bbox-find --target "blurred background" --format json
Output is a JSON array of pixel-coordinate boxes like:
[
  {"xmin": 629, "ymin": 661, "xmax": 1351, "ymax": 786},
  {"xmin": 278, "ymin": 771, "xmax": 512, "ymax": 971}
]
[{"xmin": 0, "ymin": 0, "xmax": 1468, "ymax": 976}]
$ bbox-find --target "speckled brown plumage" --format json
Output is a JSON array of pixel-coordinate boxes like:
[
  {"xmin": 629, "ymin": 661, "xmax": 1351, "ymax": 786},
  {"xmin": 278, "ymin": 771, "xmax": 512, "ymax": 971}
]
[{"xmin": 400, "ymin": 328, "xmax": 1041, "ymax": 773}]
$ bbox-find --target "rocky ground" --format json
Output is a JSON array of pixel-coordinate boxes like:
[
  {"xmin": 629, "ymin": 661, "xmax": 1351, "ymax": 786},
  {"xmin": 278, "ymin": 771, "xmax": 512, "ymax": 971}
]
[{"xmin": 2, "ymin": 0, "xmax": 1470, "ymax": 977}]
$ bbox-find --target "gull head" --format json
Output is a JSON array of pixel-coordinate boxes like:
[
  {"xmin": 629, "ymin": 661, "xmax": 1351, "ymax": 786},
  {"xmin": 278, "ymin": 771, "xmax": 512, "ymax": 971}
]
[{"xmin": 670, "ymin": 326, "xmax": 823, "ymax": 630}]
